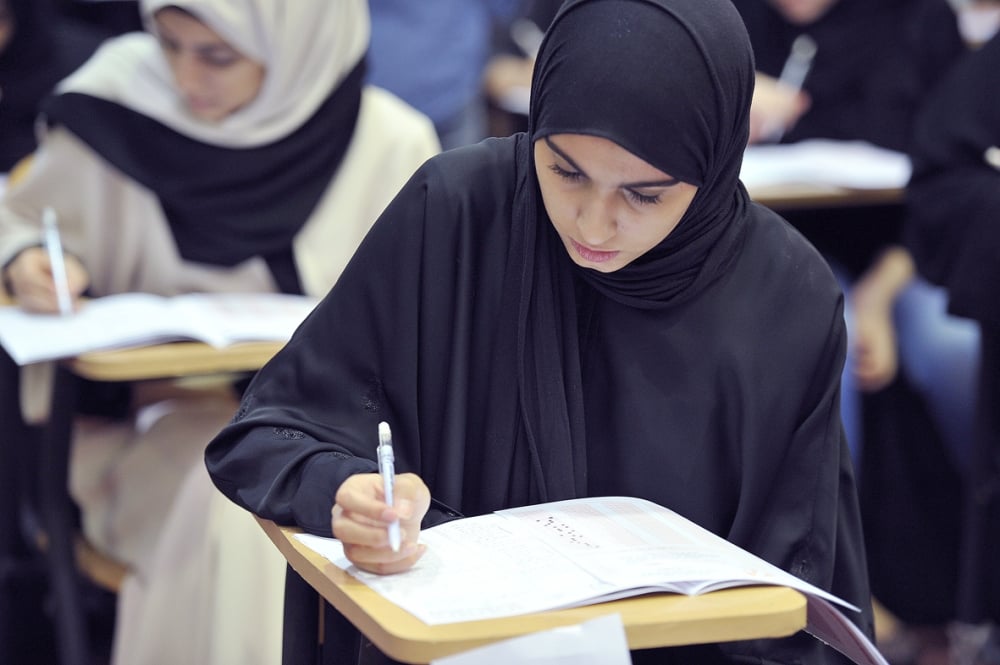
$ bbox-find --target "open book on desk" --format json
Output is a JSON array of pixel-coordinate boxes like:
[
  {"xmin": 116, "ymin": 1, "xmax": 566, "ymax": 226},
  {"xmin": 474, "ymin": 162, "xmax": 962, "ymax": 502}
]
[
  {"xmin": 0, "ymin": 291, "xmax": 319, "ymax": 365},
  {"xmin": 297, "ymin": 496, "xmax": 887, "ymax": 665}
]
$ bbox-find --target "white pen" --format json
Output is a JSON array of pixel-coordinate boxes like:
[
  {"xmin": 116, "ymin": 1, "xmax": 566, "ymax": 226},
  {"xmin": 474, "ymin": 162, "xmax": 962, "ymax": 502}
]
[
  {"xmin": 777, "ymin": 34, "xmax": 818, "ymax": 94},
  {"xmin": 769, "ymin": 34, "xmax": 818, "ymax": 142},
  {"xmin": 377, "ymin": 421, "xmax": 401, "ymax": 552},
  {"xmin": 42, "ymin": 206, "xmax": 73, "ymax": 316}
]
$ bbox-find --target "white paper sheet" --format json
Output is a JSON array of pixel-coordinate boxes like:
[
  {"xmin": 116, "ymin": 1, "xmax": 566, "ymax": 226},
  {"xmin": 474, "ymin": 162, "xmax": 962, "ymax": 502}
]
[
  {"xmin": 430, "ymin": 614, "xmax": 631, "ymax": 665},
  {"xmin": 741, "ymin": 140, "xmax": 911, "ymax": 191}
]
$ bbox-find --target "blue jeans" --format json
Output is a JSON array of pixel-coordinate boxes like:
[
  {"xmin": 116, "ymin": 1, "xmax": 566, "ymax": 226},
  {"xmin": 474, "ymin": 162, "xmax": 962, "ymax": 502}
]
[{"xmin": 837, "ymin": 266, "xmax": 981, "ymax": 474}]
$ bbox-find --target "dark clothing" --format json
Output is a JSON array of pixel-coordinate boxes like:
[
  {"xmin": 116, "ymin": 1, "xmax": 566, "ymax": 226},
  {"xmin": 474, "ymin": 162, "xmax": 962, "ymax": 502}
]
[
  {"xmin": 906, "ymin": 32, "xmax": 1000, "ymax": 329},
  {"xmin": 0, "ymin": 0, "xmax": 107, "ymax": 171},
  {"xmin": 208, "ymin": 135, "xmax": 871, "ymax": 664},
  {"xmin": 906, "ymin": 32, "xmax": 1000, "ymax": 625},
  {"xmin": 732, "ymin": 0, "xmax": 966, "ymax": 152},
  {"xmin": 208, "ymin": 1, "xmax": 873, "ymax": 661}
]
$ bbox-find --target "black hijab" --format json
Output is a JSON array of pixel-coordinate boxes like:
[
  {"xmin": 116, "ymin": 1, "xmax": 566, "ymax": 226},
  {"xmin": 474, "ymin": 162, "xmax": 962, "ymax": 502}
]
[{"xmin": 506, "ymin": 0, "xmax": 754, "ymax": 503}]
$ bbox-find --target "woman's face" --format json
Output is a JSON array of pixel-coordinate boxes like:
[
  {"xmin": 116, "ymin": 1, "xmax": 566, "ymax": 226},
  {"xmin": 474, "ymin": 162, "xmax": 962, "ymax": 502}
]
[
  {"xmin": 767, "ymin": 0, "xmax": 839, "ymax": 25},
  {"xmin": 534, "ymin": 134, "xmax": 698, "ymax": 273},
  {"xmin": 154, "ymin": 8, "xmax": 265, "ymax": 122}
]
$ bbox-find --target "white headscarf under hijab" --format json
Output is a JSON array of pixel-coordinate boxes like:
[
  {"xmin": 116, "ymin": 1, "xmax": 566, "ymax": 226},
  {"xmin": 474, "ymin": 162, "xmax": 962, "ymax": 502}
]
[{"xmin": 55, "ymin": 0, "xmax": 369, "ymax": 147}]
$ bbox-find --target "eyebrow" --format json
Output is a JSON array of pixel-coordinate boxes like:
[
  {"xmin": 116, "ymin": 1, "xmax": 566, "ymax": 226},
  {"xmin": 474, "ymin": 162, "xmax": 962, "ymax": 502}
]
[{"xmin": 544, "ymin": 136, "xmax": 680, "ymax": 188}]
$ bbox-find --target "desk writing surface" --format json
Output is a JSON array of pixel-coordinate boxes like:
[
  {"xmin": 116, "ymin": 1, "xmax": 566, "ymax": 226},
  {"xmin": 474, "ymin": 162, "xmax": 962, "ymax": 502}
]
[
  {"xmin": 256, "ymin": 517, "xmax": 807, "ymax": 664},
  {"xmin": 66, "ymin": 341, "xmax": 283, "ymax": 382}
]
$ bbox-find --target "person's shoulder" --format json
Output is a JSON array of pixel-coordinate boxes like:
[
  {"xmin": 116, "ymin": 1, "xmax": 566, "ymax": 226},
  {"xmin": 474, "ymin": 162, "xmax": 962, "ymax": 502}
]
[
  {"xmin": 403, "ymin": 134, "xmax": 518, "ymax": 197},
  {"xmin": 360, "ymin": 86, "xmax": 438, "ymax": 142},
  {"xmin": 742, "ymin": 202, "xmax": 841, "ymax": 300},
  {"xmin": 395, "ymin": 135, "xmax": 522, "ymax": 234}
]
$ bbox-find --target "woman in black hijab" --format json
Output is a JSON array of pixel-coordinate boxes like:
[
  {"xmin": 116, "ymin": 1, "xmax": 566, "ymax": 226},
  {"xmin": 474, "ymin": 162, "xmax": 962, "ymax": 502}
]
[{"xmin": 207, "ymin": 0, "xmax": 873, "ymax": 661}]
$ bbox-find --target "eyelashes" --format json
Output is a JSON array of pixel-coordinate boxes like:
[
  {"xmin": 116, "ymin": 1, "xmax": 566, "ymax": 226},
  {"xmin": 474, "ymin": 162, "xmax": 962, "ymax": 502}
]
[
  {"xmin": 548, "ymin": 163, "xmax": 583, "ymax": 181},
  {"xmin": 626, "ymin": 190, "xmax": 661, "ymax": 205},
  {"xmin": 547, "ymin": 163, "xmax": 662, "ymax": 205}
]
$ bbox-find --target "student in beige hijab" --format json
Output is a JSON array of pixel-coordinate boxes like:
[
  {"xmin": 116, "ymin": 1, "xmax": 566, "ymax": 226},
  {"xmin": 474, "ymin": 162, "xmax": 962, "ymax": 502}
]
[{"xmin": 0, "ymin": 0, "xmax": 438, "ymax": 661}]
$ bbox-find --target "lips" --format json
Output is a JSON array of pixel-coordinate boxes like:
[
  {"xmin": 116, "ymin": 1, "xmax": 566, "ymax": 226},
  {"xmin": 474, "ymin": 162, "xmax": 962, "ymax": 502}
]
[{"xmin": 571, "ymin": 238, "xmax": 619, "ymax": 263}]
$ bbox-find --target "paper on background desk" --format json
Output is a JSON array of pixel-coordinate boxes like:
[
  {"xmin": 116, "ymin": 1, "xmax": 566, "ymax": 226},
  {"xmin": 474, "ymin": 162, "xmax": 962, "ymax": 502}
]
[
  {"xmin": 0, "ymin": 292, "xmax": 319, "ymax": 365},
  {"xmin": 430, "ymin": 614, "xmax": 630, "ymax": 665},
  {"xmin": 740, "ymin": 139, "xmax": 911, "ymax": 191},
  {"xmin": 296, "ymin": 496, "xmax": 888, "ymax": 665}
]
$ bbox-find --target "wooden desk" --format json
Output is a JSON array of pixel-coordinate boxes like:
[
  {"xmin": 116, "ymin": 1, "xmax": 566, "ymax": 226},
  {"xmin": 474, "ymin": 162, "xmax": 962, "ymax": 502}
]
[
  {"xmin": 68, "ymin": 340, "xmax": 284, "ymax": 382},
  {"xmin": 749, "ymin": 182, "xmax": 903, "ymax": 212},
  {"xmin": 257, "ymin": 517, "xmax": 808, "ymax": 664}
]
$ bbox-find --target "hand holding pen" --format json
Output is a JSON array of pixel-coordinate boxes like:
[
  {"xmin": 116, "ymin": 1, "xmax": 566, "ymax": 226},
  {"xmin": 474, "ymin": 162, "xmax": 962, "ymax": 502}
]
[
  {"xmin": 330, "ymin": 422, "xmax": 431, "ymax": 575},
  {"xmin": 378, "ymin": 421, "xmax": 402, "ymax": 552},
  {"xmin": 42, "ymin": 207, "xmax": 74, "ymax": 315},
  {"xmin": 749, "ymin": 35, "xmax": 818, "ymax": 144},
  {"xmin": 2, "ymin": 207, "xmax": 88, "ymax": 313}
]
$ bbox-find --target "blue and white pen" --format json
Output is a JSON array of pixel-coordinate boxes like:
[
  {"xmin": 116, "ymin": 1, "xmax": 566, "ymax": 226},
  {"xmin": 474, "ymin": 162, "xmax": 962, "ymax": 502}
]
[{"xmin": 377, "ymin": 421, "xmax": 401, "ymax": 552}]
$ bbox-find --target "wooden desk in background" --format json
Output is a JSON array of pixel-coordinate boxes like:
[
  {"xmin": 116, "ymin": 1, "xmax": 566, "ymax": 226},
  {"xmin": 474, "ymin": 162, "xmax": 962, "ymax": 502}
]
[
  {"xmin": 749, "ymin": 182, "xmax": 903, "ymax": 212},
  {"xmin": 257, "ymin": 517, "xmax": 808, "ymax": 664},
  {"xmin": 0, "ymin": 312, "xmax": 285, "ymax": 665}
]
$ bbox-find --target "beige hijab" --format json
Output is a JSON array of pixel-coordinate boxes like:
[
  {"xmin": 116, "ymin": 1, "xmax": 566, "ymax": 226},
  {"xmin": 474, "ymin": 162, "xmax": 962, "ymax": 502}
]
[{"xmin": 55, "ymin": 0, "xmax": 369, "ymax": 147}]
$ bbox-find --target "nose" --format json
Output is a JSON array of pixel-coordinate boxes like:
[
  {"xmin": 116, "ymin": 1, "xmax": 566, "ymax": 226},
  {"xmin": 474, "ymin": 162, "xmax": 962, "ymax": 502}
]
[
  {"xmin": 576, "ymin": 191, "xmax": 617, "ymax": 246},
  {"xmin": 171, "ymin": 52, "xmax": 204, "ymax": 97}
]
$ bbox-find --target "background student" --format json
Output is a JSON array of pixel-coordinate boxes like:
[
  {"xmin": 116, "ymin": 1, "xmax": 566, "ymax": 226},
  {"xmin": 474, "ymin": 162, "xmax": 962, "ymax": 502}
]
[
  {"xmin": 730, "ymin": 0, "xmax": 980, "ymax": 660},
  {"xmin": 732, "ymin": 0, "xmax": 974, "ymax": 463},
  {"xmin": 0, "ymin": 0, "xmax": 438, "ymax": 661},
  {"xmin": 207, "ymin": 0, "xmax": 874, "ymax": 662},
  {"xmin": 366, "ymin": 0, "xmax": 520, "ymax": 150},
  {"xmin": 906, "ymin": 32, "xmax": 1000, "ymax": 665}
]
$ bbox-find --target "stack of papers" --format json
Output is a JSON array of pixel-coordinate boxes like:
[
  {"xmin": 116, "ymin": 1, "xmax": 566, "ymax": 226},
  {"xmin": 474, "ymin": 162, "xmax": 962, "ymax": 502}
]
[
  {"xmin": 740, "ymin": 139, "xmax": 911, "ymax": 191},
  {"xmin": 0, "ymin": 292, "xmax": 319, "ymax": 365}
]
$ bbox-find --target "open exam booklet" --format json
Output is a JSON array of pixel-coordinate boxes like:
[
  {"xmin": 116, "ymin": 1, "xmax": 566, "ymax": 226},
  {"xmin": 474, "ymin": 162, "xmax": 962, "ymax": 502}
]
[
  {"xmin": 297, "ymin": 496, "xmax": 888, "ymax": 665},
  {"xmin": 0, "ymin": 291, "xmax": 319, "ymax": 365}
]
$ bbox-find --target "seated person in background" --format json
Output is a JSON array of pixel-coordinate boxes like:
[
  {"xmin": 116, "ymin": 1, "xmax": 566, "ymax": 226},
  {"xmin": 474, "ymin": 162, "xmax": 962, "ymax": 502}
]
[
  {"xmin": 732, "ymin": 0, "xmax": 980, "ymax": 659},
  {"xmin": 482, "ymin": 0, "xmax": 562, "ymax": 134},
  {"xmin": 906, "ymin": 31, "xmax": 1000, "ymax": 665},
  {"xmin": 367, "ymin": 0, "xmax": 520, "ymax": 150},
  {"xmin": 0, "ymin": 0, "xmax": 438, "ymax": 662},
  {"xmin": 732, "ymin": 0, "xmax": 976, "ymax": 472},
  {"xmin": 207, "ymin": 0, "xmax": 875, "ymax": 662},
  {"xmin": 0, "ymin": 0, "xmax": 109, "ymax": 172},
  {"xmin": 733, "ymin": 0, "xmax": 964, "ymax": 150}
]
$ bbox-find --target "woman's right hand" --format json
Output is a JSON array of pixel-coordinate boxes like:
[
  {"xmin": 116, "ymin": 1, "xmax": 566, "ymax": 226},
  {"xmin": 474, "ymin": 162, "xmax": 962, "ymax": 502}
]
[
  {"xmin": 3, "ymin": 246, "xmax": 89, "ymax": 313},
  {"xmin": 331, "ymin": 472, "xmax": 430, "ymax": 574},
  {"xmin": 748, "ymin": 73, "xmax": 811, "ymax": 144}
]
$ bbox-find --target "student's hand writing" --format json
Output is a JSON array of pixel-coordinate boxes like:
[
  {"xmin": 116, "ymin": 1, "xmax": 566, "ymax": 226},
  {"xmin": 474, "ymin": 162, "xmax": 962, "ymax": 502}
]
[
  {"xmin": 748, "ymin": 73, "xmax": 811, "ymax": 144},
  {"xmin": 3, "ymin": 247, "xmax": 89, "ymax": 313},
  {"xmin": 331, "ymin": 472, "xmax": 430, "ymax": 575}
]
